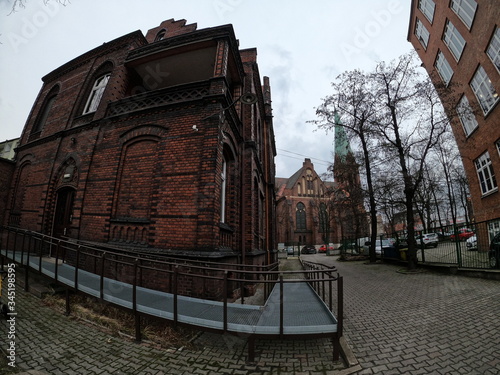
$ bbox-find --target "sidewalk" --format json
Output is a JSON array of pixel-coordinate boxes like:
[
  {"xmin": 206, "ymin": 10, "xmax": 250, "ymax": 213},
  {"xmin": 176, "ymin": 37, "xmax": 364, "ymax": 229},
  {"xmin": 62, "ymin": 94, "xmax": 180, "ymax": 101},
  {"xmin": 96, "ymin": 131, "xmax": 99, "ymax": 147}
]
[{"xmin": 2, "ymin": 256, "xmax": 500, "ymax": 374}]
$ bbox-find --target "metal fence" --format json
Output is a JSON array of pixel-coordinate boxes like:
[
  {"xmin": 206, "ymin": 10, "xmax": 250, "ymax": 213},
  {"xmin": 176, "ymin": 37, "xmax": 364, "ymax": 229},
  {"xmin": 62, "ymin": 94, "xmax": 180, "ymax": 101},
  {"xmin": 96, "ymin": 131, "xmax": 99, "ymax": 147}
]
[
  {"xmin": 338, "ymin": 218, "xmax": 500, "ymax": 270},
  {"xmin": 390, "ymin": 218, "xmax": 499, "ymax": 270}
]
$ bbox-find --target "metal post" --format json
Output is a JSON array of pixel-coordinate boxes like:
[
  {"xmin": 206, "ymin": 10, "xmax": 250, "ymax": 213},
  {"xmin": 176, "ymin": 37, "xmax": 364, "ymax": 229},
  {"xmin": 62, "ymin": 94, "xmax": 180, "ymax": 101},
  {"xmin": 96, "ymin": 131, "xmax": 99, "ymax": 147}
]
[
  {"xmin": 55, "ymin": 240, "xmax": 61, "ymax": 282},
  {"xmin": 279, "ymin": 274, "xmax": 284, "ymax": 336},
  {"xmin": 338, "ymin": 276, "xmax": 343, "ymax": 337},
  {"xmin": 173, "ymin": 266, "xmax": 178, "ymax": 327},
  {"xmin": 223, "ymin": 270, "xmax": 228, "ymax": 331},
  {"xmin": 100, "ymin": 252, "xmax": 106, "ymax": 300},
  {"xmin": 133, "ymin": 259, "xmax": 141, "ymax": 342},
  {"xmin": 74, "ymin": 246, "xmax": 80, "ymax": 290}
]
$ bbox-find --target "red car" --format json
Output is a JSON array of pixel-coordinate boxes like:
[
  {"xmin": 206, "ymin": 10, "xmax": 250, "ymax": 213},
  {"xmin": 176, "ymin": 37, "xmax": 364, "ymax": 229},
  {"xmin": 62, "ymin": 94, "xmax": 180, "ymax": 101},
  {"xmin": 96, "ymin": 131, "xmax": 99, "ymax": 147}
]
[
  {"xmin": 450, "ymin": 228, "xmax": 475, "ymax": 241},
  {"xmin": 318, "ymin": 245, "xmax": 334, "ymax": 253}
]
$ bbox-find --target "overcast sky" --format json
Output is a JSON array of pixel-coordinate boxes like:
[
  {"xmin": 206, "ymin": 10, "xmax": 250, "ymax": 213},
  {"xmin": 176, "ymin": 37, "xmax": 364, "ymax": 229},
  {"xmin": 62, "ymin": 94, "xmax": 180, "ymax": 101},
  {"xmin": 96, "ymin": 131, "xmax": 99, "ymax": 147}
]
[{"xmin": 0, "ymin": 0, "xmax": 413, "ymax": 178}]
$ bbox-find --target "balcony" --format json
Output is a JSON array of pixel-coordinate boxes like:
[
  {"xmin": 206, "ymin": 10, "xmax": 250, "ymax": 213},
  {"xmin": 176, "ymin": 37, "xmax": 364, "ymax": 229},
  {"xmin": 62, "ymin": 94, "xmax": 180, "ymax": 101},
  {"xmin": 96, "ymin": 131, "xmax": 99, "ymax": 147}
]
[{"xmin": 106, "ymin": 81, "xmax": 211, "ymax": 118}]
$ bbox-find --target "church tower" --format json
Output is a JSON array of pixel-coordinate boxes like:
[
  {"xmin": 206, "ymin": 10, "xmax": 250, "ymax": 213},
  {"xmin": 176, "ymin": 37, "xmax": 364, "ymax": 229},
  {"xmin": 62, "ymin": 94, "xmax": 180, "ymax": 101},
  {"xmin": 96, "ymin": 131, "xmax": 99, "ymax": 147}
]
[{"xmin": 332, "ymin": 112, "xmax": 368, "ymax": 240}]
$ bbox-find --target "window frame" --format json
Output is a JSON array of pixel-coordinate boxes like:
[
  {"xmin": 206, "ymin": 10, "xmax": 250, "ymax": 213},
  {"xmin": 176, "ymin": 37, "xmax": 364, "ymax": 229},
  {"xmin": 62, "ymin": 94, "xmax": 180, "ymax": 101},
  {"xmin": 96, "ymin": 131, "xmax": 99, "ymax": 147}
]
[
  {"xmin": 435, "ymin": 51, "xmax": 454, "ymax": 85},
  {"xmin": 443, "ymin": 20, "xmax": 466, "ymax": 61},
  {"xmin": 487, "ymin": 27, "xmax": 500, "ymax": 74},
  {"xmin": 450, "ymin": 0, "xmax": 477, "ymax": 30},
  {"xmin": 475, "ymin": 151, "xmax": 498, "ymax": 196},
  {"xmin": 415, "ymin": 18, "xmax": 430, "ymax": 49},
  {"xmin": 32, "ymin": 85, "xmax": 59, "ymax": 134},
  {"xmin": 418, "ymin": 0, "xmax": 435, "ymax": 23},
  {"xmin": 456, "ymin": 94, "xmax": 478, "ymax": 136},
  {"xmin": 82, "ymin": 73, "xmax": 111, "ymax": 115},
  {"xmin": 470, "ymin": 65, "xmax": 499, "ymax": 115},
  {"xmin": 296, "ymin": 202, "xmax": 306, "ymax": 231},
  {"xmin": 220, "ymin": 156, "xmax": 227, "ymax": 223}
]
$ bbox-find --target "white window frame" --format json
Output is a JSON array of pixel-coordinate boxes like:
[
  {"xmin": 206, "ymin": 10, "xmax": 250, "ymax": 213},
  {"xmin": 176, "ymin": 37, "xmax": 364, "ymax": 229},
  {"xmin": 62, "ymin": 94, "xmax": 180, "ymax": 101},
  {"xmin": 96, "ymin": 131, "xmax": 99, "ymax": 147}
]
[
  {"xmin": 457, "ymin": 95, "xmax": 478, "ymax": 136},
  {"xmin": 83, "ymin": 73, "xmax": 110, "ymax": 115},
  {"xmin": 496, "ymin": 140, "xmax": 500, "ymax": 159},
  {"xmin": 443, "ymin": 20, "xmax": 466, "ymax": 61},
  {"xmin": 487, "ymin": 27, "xmax": 500, "ymax": 74},
  {"xmin": 470, "ymin": 65, "xmax": 499, "ymax": 115},
  {"xmin": 435, "ymin": 51, "xmax": 454, "ymax": 85},
  {"xmin": 415, "ymin": 18, "xmax": 430, "ymax": 49},
  {"xmin": 450, "ymin": 0, "xmax": 477, "ymax": 29},
  {"xmin": 418, "ymin": 0, "xmax": 435, "ymax": 23},
  {"xmin": 475, "ymin": 151, "xmax": 498, "ymax": 196},
  {"xmin": 220, "ymin": 157, "xmax": 227, "ymax": 223}
]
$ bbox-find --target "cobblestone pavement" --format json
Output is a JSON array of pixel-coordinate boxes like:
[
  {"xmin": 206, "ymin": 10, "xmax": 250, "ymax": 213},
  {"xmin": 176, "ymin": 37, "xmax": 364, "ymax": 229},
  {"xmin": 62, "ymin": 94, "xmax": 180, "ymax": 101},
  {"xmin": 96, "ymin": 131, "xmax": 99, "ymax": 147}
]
[
  {"xmin": 312, "ymin": 255, "xmax": 500, "ymax": 375},
  {"xmin": 1, "ymin": 257, "xmax": 500, "ymax": 374}
]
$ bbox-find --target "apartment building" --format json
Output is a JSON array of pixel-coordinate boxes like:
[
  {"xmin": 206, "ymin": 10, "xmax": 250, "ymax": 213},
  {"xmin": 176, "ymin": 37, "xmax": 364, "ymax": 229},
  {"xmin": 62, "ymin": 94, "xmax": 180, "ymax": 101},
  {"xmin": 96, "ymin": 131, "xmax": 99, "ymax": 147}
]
[{"xmin": 408, "ymin": 0, "xmax": 499, "ymax": 224}]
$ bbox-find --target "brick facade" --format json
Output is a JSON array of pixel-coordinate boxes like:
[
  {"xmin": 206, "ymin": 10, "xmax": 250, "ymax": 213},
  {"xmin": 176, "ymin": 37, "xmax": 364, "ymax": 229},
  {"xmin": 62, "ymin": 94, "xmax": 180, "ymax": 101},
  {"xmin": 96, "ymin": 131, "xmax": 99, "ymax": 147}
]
[
  {"xmin": 5, "ymin": 19, "xmax": 276, "ymax": 267},
  {"xmin": 408, "ymin": 0, "xmax": 500, "ymax": 223},
  {"xmin": 276, "ymin": 159, "xmax": 337, "ymax": 246}
]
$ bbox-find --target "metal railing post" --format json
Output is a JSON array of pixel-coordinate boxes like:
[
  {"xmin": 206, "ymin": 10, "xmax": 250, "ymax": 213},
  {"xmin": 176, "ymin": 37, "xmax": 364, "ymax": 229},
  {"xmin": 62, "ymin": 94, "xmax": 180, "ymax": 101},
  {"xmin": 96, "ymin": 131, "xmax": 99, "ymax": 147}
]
[
  {"xmin": 279, "ymin": 274, "xmax": 284, "ymax": 336},
  {"xmin": 338, "ymin": 275, "xmax": 343, "ymax": 337},
  {"xmin": 100, "ymin": 252, "xmax": 106, "ymax": 300},
  {"xmin": 55, "ymin": 240, "xmax": 61, "ymax": 281},
  {"xmin": 173, "ymin": 265, "xmax": 179, "ymax": 327},
  {"xmin": 133, "ymin": 259, "xmax": 141, "ymax": 342},
  {"xmin": 74, "ymin": 246, "xmax": 81, "ymax": 290},
  {"xmin": 223, "ymin": 270, "xmax": 228, "ymax": 331}
]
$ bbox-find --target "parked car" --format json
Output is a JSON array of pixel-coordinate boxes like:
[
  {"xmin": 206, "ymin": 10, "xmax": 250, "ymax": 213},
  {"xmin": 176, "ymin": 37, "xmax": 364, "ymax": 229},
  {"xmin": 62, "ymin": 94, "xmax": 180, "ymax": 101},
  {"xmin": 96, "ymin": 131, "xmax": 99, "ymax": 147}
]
[
  {"xmin": 466, "ymin": 235, "xmax": 477, "ymax": 250},
  {"xmin": 438, "ymin": 231, "xmax": 452, "ymax": 240},
  {"xmin": 318, "ymin": 244, "xmax": 334, "ymax": 253},
  {"xmin": 301, "ymin": 245, "xmax": 317, "ymax": 254},
  {"xmin": 417, "ymin": 233, "xmax": 439, "ymax": 248},
  {"xmin": 285, "ymin": 246, "xmax": 294, "ymax": 255},
  {"xmin": 363, "ymin": 240, "xmax": 396, "ymax": 256},
  {"xmin": 489, "ymin": 233, "xmax": 500, "ymax": 268},
  {"xmin": 450, "ymin": 228, "xmax": 475, "ymax": 241}
]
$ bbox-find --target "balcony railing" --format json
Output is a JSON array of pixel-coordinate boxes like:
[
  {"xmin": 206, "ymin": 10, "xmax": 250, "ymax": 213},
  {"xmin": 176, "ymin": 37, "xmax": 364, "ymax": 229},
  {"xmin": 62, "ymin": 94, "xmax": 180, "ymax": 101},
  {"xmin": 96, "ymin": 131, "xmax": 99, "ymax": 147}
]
[{"xmin": 106, "ymin": 81, "xmax": 210, "ymax": 118}]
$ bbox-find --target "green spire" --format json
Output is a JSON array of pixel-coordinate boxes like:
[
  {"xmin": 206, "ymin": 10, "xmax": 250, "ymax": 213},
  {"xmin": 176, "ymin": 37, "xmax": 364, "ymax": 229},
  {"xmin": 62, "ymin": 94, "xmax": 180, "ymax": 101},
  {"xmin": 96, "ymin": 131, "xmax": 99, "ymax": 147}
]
[{"xmin": 334, "ymin": 111, "xmax": 351, "ymax": 162}]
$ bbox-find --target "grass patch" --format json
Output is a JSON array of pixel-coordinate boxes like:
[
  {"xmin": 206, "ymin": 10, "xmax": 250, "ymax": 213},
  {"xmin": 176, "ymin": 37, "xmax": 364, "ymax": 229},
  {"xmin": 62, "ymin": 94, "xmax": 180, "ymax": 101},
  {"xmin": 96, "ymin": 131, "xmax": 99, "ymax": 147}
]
[{"xmin": 42, "ymin": 293, "xmax": 197, "ymax": 349}]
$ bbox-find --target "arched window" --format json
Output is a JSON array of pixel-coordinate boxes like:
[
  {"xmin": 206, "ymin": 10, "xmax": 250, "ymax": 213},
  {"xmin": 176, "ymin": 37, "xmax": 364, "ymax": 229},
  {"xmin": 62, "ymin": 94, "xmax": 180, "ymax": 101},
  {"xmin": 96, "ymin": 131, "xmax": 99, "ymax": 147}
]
[
  {"xmin": 155, "ymin": 29, "xmax": 167, "ymax": 41},
  {"xmin": 296, "ymin": 202, "xmax": 306, "ymax": 230},
  {"xmin": 32, "ymin": 85, "xmax": 59, "ymax": 134},
  {"xmin": 83, "ymin": 73, "xmax": 111, "ymax": 114},
  {"xmin": 221, "ymin": 155, "xmax": 228, "ymax": 223}
]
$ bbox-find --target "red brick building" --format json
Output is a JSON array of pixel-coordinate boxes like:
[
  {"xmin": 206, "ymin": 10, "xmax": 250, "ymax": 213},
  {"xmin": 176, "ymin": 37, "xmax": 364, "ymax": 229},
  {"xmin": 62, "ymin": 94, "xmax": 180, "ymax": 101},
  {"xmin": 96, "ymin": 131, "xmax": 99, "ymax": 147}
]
[
  {"xmin": 5, "ymin": 19, "xmax": 277, "ymax": 266},
  {"xmin": 276, "ymin": 159, "xmax": 336, "ymax": 246},
  {"xmin": 275, "ymin": 159, "xmax": 368, "ymax": 247},
  {"xmin": 408, "ymin": 0, "xmax": 500, "ymax": 224}
]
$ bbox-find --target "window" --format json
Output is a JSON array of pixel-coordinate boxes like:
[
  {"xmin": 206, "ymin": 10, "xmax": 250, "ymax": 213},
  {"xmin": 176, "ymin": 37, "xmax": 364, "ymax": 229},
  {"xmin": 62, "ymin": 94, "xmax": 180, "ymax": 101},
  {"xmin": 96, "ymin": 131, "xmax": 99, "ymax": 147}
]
[
  {"xmin": 496, "ymin": 140, "xmax": 500, "ymax": 158},
  {"xmin": 296, "ymin": 203, "xmax": 306, "ymax": 230},
  {"xmin": 32, "ymin": 86, "xmax": 59, "ymax": 134},
  {"xmin": 83, "ymin": 73, "xmax": 110, "ymax": 114},
  {"xmin": 220, "ymin": 157, "xmax": 227, "ymax": 223},
  {"xmin": 475, "ymin": 151, "xmax": 497, "ymax": 195},
  {"xmin": 155, "ymin": 29, "xmax": 166, "ymax": 41},
  {"xmin": 418, "ymin": 0, "xmax": 435, "ymax": 23},
  {"xmin": 435, "ymin": 51, "xmax": 454, "ymax": 85},
  {"xmin": 450, "ymin": 0, "xmax": 477, "ymax": 29},
  {"xmin": 456, "ymin": 95, "xmax": 478, "ymax": 136},
  {"xmin": 443, "ymin": 20, "xmax": 466, "ymax": 61},
  {"xmin": 470, "ymin": 66, "xmax": 499, "ymax": 114},
  {"xmin": 487, "ymin": 27, "xmax": 500, "ymax": 73},
  {"xmin": 415, "ymin": 18, "xmax": 430, "ymax": 49}
]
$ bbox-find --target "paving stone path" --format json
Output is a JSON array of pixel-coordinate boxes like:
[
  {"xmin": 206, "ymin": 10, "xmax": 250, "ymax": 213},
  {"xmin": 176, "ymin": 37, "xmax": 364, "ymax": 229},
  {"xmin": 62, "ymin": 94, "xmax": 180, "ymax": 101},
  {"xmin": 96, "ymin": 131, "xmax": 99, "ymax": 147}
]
[{"xmin": 1, "ymin": 256, "xmax": 500, "ymax": 374}]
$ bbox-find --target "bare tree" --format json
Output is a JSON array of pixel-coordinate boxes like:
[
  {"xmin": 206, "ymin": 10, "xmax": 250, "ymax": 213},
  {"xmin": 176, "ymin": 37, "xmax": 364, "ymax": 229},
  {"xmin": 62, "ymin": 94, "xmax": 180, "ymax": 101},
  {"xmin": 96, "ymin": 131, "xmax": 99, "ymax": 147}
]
[
  {"xmin": 8, "ymin": 0, "xmax": 69, "ymax": 13},
  {"xmin": 370, "ymin": 52, "xmax": 451, "ymax": 269}
]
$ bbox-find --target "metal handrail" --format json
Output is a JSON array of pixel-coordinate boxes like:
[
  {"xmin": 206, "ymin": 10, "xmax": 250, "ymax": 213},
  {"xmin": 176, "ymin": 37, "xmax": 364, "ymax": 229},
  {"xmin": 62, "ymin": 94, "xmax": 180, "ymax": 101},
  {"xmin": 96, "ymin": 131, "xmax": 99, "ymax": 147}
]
[{"xmin": 0, "ymin": 225, "xmax": 343, "ymax": 361}]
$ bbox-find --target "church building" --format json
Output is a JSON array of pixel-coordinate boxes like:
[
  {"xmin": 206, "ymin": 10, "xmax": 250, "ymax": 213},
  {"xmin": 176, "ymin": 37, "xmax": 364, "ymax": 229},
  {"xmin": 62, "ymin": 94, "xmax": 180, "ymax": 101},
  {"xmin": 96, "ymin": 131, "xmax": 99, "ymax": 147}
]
[{"xmin": 4, "ymin": 19, "xmax": 277, "ymax": 267}]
